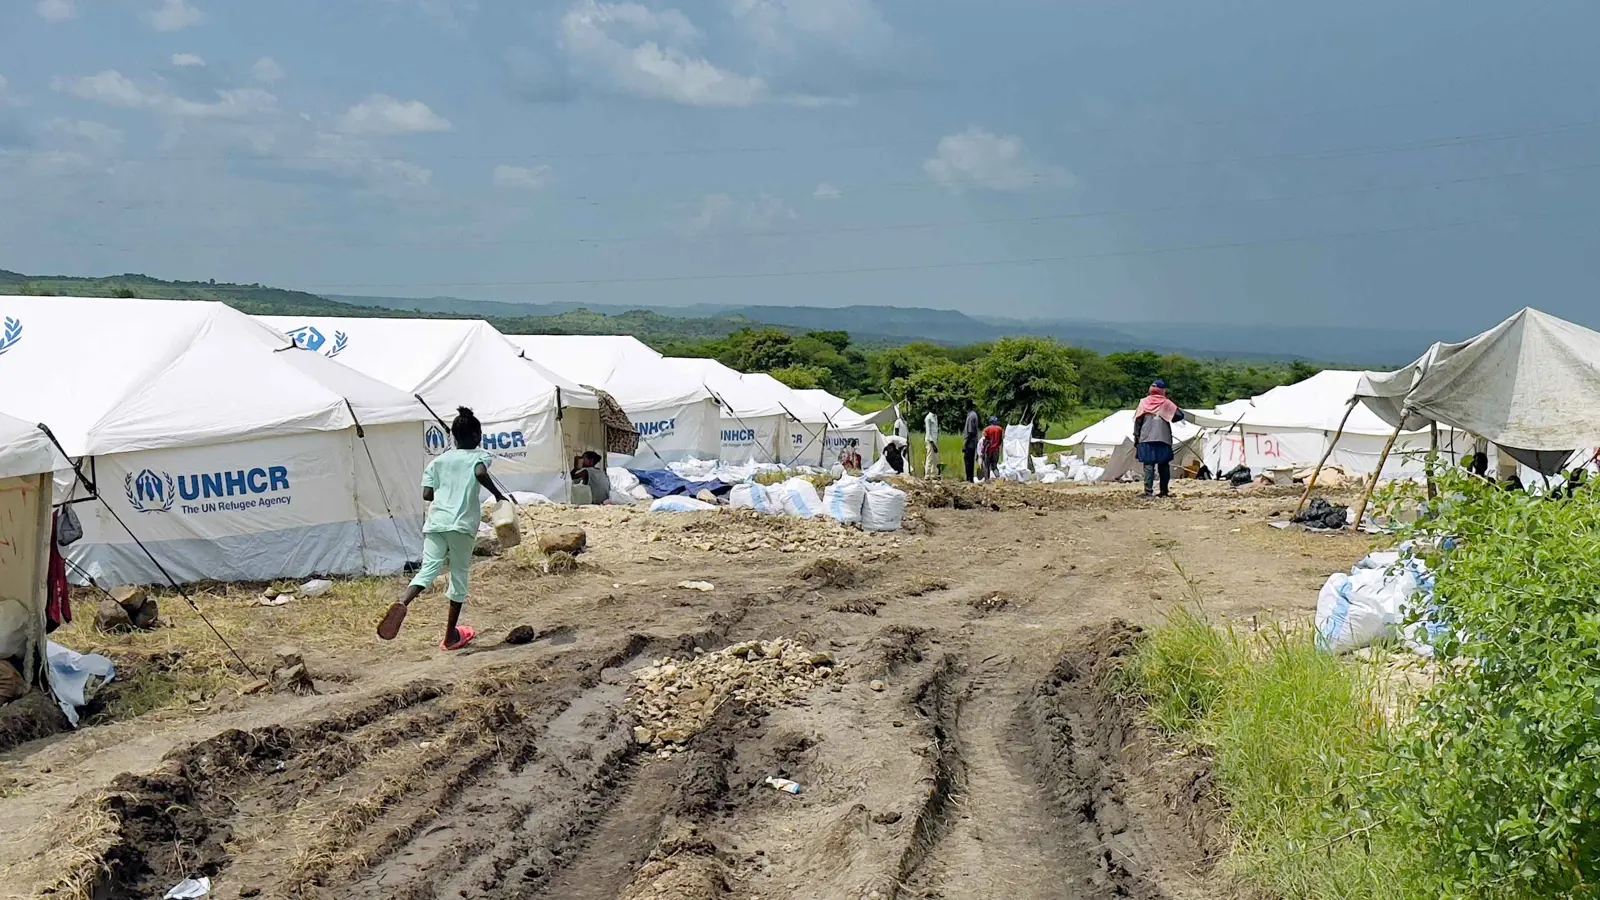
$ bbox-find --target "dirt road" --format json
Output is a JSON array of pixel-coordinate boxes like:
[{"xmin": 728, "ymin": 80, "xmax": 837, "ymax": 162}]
[{"xmin": 0, "ymin": 483, "xmax": 1365, "ymax": 899}]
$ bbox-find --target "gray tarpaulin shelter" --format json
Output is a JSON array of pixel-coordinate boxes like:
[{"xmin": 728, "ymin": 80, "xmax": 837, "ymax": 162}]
[{"xmin": 1356, "ymin": 308, "xmax": 1600, "ymax": 475}]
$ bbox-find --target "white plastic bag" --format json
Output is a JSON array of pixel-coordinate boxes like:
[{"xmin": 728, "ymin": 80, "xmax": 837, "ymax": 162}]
[
  {"xmin": 509, "ymin": 491, "xmax": 555, "ymax": 507},
  {"xmin": 778, "ymin": 477, "xmax": 823, "ymax": 518},
  {"xmin": 823, "ymin": 475, "xmax": 867, "ymax": 526},
  {"xmin": 861, "ymin": 480, "xmax": 907, "ymax": 532},
  {"xmin": 1314, "ymin": 565, "xmax": 1419, "ymax": 654},
  {"xmin": 606, "ymin": 467, "xmax": 640, "ymax": 493},
  {"xmin": 730, "ymin": 481, "xmax": 779, "ymax": 515},
  {"xmin": 650, "ymin": 496, "xmax": 718, "ymax": 513}
]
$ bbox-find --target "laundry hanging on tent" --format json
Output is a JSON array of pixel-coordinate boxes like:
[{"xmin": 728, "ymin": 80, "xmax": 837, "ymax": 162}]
[
  {"xmin": 46, "ymin": 511, "xmax": 71, "ymax": 633},
  {"xmin": 595, "ymin": 389, "xmax": 641, "ymax": 456}
]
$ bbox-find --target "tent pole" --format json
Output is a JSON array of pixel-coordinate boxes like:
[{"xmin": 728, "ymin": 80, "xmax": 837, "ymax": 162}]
[
  {"xmin": 1427, "ymin": 423, "xmax": 1440, "ymax": 500},
  {"xmin": 1294, "ymin": 397, "xmax": 1357, "ymax": 518},
  {"xmin": 1351, "ymin": 415, "xmax": 1407, "ymax": 530}
]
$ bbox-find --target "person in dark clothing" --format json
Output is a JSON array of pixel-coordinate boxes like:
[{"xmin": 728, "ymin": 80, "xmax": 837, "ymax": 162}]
[
  {"xmin": 1132, "ymin": 380, "xmax": 1186, "ymax": 498},
  {"xmin": 962, "ymin": 407, "xmax": 981, "ymax": 482},
  {"xmin": 883, "ymin": 438, "xmax": 906, "ymax": 474}
]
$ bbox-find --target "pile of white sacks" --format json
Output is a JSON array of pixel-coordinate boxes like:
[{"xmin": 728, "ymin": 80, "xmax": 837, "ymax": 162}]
[{"xmin": 731, "ymin": 475, "xmax": 906, "ymax": 532}]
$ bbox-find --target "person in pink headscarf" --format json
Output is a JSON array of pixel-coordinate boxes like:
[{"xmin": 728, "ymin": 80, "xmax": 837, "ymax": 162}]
[{"xmin": 1132, "ymin": 380, "xmax": 1185, "ymax": 498}]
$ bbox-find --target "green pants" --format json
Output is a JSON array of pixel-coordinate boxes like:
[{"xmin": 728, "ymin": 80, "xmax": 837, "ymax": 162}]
[{"xmin": 410, "ymin": 530, "xmax": 475, "ymax": 603}]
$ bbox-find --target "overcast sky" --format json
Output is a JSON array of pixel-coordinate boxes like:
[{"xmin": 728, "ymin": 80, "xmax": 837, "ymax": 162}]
[{"xmin": 3, "ymin": 0, "xmax": 1599, "ymax": 330}]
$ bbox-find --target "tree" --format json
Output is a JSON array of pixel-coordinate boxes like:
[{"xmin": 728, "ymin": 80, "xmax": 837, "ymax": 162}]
[
  {"xmin": 1105, "ymin": 350, "xmax": 1162, "ymax": 404},
  {"xmin": 1156, "ymin": 354, "xmax": 1211, "ymax": 407},
  {"xmin": 720, "ymin": 329, "xmax": 800, "ymax": 372},
  {"xmin": 898, "ymin": 361, "xmax": 977, "ymax": 430},
  {"xmin": 804, "ymin": 330, "xmax": 851, "ymax": 352},
  {"xmin": 112, "ymin": 288, "xmax": 137, "ymax": 299},
  {"xmin": 768, "ymin": 365, "xmax": 831, "ymax": 390},
  {"xmin": 973, "ymin": 336, "xmax": 1079, "ymax": 423},
  {"xmin": 869, "ymin": 345, "xmax": 937, "ymax": 395},
  {"xmin": 1287, "ymin": 360, "xmax": 1319, "ymax": 382},
  {"xmin": 1063, "ymin": 347, "xmax": 1126, "ymax": 409}
]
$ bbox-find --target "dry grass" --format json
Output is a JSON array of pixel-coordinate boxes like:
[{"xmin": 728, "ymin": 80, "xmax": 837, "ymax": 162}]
[{"xmin": 0, "ymin": 791, "xmax": 121, "ymax": 900}]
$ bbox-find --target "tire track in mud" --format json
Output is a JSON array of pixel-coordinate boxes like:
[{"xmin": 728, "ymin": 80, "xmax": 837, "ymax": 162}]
[{"xmin": 884, "ymin": 622, "xmax": 1215, "ymax": 900}]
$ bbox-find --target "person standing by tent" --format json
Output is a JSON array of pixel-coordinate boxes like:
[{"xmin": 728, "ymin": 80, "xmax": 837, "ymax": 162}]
[
  {"xmin": 962, "ymin": 406, "xmax": 981, "ymax": 482},
  {"xmin": 1133, "ymin": 380, "xmax": 1185, "ymax": 498},
  {"xmin": 893, "ymin": 408, "xmax": 910, "ymax": 445},
  {"xmin": 924, "ymin": 410, "xmax": 940, "ymax": 478},
  {"xmin": 378, "ymin": 407, "xmax": 507, "ymax": 650},
  {"xmin": 982, "ymin": 417, "xmax": 1005, "ymax": 480}
]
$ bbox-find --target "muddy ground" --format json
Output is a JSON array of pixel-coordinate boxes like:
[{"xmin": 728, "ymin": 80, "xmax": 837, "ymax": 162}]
[{"xmin": 0, "ymin": 481, "xmax": 1367, "ymax": 899}]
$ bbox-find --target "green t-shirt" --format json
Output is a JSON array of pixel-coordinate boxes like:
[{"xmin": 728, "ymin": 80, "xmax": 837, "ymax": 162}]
[{"xmin": 421, "ymin": 448, "xmax": 494, "ymax": 534}]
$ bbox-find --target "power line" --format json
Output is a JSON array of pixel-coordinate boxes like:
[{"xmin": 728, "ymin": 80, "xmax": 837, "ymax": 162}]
[{"xmin": 56, "ymin": 155, "xmax": 1600, "ymax": 252}]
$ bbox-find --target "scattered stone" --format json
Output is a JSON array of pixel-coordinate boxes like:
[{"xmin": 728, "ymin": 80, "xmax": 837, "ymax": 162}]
[
  {"xmin": 626, "ymin": 637, "xmax": 845, "ymax": 749},
  {"xmin": 273, "ymin": 646, "xmax": 304, "ymax": 670},
  {"xmin": 505, "ymin": 625, "xmax": 539, "ymax": 645},
  {"xmin": 600, "ymin": 666, "xmax": 630, "ymax": 685},
  {"xmin": 634, "ymin": 725, "xmax": 655, "ymax": 745},
  {"xmin": 871, "ymin": 810, "xmax": 902, "ymax": 825},
  {"xmin": 271, "ymin": 662, "xmax": 316, "ymax": 695},
  {"xmin": 538, "ymin": 527, "xmax": 588, "ymax": 555},
  {"xmin": 131, "ymin": 597, "xmax": 160, "ymax": 629},
  {"xmin": 696, "ymin": 489, "xmax": 719, "ymax": 504},
  {"xmin": 96, "ymin": 597, "xmax": 133, "ymax": 633},
  {"xmin": 676, "ymin": 581, "xmax": 715, "ymax": 592},
  {"xmin": 474, "ymin": 531, "xmax": 500, "ymax": 557},
  {"xmin": 869, "ymin": 679, "xmax": 886, "ymax": 692},
  {"xmin": 110, "ymin": 585, "xmax": 147, "ymax": 613}
]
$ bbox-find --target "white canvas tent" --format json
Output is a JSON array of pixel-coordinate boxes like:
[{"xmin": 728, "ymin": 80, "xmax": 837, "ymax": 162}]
[
  {"xmin": 506, "ymin": 335, "xmax": 719, "ymax": 467},
  {"xmin": 743, "ymin": 374, "xmax": 838, "ymax": 466},
  {"xmin": 1357, "ymin": 308, "xmax": 1600, "ymax": 475},
  {"xmin": 0, "ymin": 413, "xmax": 68, "ymax": 689},
  {"xmin": 1189, "ymin": 370, "xmax": 1455, "ymax": 479},
  {"xmin": 258, "ymin": 316, "xmax": 602, "ymax": 500},
  {"xmin": 0, "ymin": 297, "xmax": 428, "ymax": 585},
  {"xmin": 795, "ymin": 389, "xmax": 888, "ymax": 459},
  {"xmin": 1048, "ymin": 409, "xmax": 1202, "ymax": 463},
  {"xmin": 668, "ymin": 357, "xmax": 789, "ymax": 464}
]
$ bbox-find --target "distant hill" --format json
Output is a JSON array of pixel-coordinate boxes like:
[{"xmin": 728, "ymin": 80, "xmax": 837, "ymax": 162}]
[{"xmin": 2, "ymin": 270, "xmax": 1438, "ymax": 366}]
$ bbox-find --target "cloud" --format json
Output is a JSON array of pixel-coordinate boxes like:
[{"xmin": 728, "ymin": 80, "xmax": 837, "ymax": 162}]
[
  {"xmin": 677, "ymin": 192, "xmax": 796, "ymax": 236},
  {"xmin": 148, "ymin": 0, "xmax": 204, "ymax": 31},
  {"xmin": 56, "ymin": 70, "xmax": 277, "ymax": 119},
  {"xmin": 493, "ymin": 163, "xmax": 553, "ymax": 191},
  {"xmin": 812, "ymin": 181, "xmax": 842, "ymax": 200},
  {"xmin": 336, "ymin": 94, "xmax": 453, "ymax": 136},
  {"xmin": 558, "ymin": 1, "xmax": 769, "ymax": 108},
  {"xmin": 729, "ymin": 0, "xmax": 892, "ymax": 59},
  {"xmin": 45, "ymin": 117, "xmax": 124, "ymax": 153},
  {"xmin": 385, "ymin": 0, "xmax": 480, "ymax": 32},
  {"xmin": 250, "ymin": 57, "xmax": 286, "ymax": 84},
  {"xmin": 923, "ymin": 127, "xmax": 1072, "ymax": 193},
  {"xmin": 170, "ymin": 53, "xmax": 206, "ymax": 68},
  {"xmin": 36, "ymin": 0, "xmax": 76, "ymax": 22}
]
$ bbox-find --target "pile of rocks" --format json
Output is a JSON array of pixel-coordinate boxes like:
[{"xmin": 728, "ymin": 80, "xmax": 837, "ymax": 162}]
[
  {"xmin": 659, "ymin": 513, "xmax": 903, "ymax": 557},
  {"xmin": 627, "ymin": 638, "xmax": 844, "ymax": 749},
  {"xmin": 96, "ymin": 586, "xmax": 160, "ymax": 633}
]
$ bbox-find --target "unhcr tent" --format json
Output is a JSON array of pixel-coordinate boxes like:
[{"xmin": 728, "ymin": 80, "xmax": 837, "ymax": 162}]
[
  {"xmin": 506, "ymin": 335, "xmax": 719, "ymax": 467},
  {"xmin": 669, "ymin": 357, "xmax": 789, "ymax": 464},
  {"xmin": 1358, "ymin": 308, "xmax": 1600, "ymax": 475},
  {"xmin": 1048, "ymin": 409, "xmax": 1202, "ymax": 463},
  {"xmin": 0, "ymin": 414, "xmax": 68, "ymax": 689},
  {"xmin": 795, "ymin": 389, "xmax": 889, "ymax": 459},
  {"xmin": 259, "ymin": 316, "xmax": 601, "ymax": 500},
  {"xmin": 1190, "ymin": 370, "xmax": 1454, "ymax": 479},
  {"xmin": 743, "ymin": 374, "xmax": 836, "ymax": 465},
  {"xmin": 0, "ymin": 297, "xmax": 427, "ymax": 585}
]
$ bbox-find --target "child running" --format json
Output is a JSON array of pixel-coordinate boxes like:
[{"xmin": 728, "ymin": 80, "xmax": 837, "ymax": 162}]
[{"xmin": 378, "ymin": 406, "xmax": 507, "ymax": 650}]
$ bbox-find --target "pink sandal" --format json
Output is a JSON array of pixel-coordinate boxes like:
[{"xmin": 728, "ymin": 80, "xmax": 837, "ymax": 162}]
[{"xmin": 441, "ymin": 625, "xmax": 477, "ymax": 651}]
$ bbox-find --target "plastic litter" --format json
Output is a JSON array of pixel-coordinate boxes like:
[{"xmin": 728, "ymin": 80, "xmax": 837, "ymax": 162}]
[
  {"xmin": 490, "ymin": 500, "xmax": 521, "ymax": 549},
  {"xmin": 508, "ymin": 491, "xmax": 555, "ymax": 507},
  {"xmin": 764, "ymin": 776, "xmax": 802, "ymax": 795},
  {"xmin": 299, "ymin": 579, "xmax": 333, "ymax": 598},
  {"xmin": 677, "ymin": 581, "xmax": 715, "ymax": 592},
  {"xmin": 1315, "ymin": 548, "xmax": 1438, "ymax": 655},
  {"xmin": 47, "ymin": 642, "xmax": 115, "ymax": 727},
  {"xmin": 164, "ymin": 877, "xmax": 211, "ymax": 899}
]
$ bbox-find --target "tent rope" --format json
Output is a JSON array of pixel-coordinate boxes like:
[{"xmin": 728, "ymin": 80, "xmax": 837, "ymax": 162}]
[
  {"xmin": 344, "ymin": 400, "xmax": 410, "ymax": 569},
  {"xmin": 35, "ymin": 424, "xmax": 259, "ymax": 680}
]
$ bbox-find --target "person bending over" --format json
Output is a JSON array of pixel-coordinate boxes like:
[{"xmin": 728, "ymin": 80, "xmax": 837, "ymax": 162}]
[{"xmin": 378, "ymin": 406, "xmax": 506, "ymax": 650}]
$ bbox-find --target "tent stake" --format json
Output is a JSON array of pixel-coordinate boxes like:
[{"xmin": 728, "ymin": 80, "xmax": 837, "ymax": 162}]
[
  {"xmin": 1294, "ymin": 397, "xmax": 1358, "ymax": 518},
  {"xmin": 1351, "ymin": 415, "xmax": 1407, "ymax": 530}
]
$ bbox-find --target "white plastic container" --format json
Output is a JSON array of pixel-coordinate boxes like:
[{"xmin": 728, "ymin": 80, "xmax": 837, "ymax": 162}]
[{"xmin": 490, "ymin": 500, "xmax": 521, "ymax": 548}]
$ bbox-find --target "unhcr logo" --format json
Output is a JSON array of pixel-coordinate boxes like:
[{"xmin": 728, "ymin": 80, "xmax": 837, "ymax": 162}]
[
  {"xmin": 0, "ymin": 317, "xmax": 21, "ymax": 356},
  {"xmin": 125, "ymin": 469, "xmax": 177, "ymax": 513},
  {"xmin": 722, "ymin": 428, "xmax": 757, "ymax": 443},
  {"xmin": 639, "ymin": 419, "xmax": 677, "ymax": 439},
  {"xmin": 425, "ymin": 424, "xmax": 452, "ymax": 455},
  {"xmin": 283, "ymin": 324, "xmax": 348, "ymax": 359}
]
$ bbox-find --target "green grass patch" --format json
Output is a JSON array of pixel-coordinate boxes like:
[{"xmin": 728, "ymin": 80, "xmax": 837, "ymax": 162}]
[{"xmin": 1133, "ymin": 608, "xmax": 1415, "ymax": 899}]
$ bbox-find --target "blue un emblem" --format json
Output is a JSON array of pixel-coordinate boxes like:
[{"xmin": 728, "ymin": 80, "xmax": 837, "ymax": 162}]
[
  {"xmin": 0, "ymin": 317, "xmax": 22, "ymax": 356},
  {"xmin": 284, "ymin": 325, "xmax": 348, "ymax": 359},
  {"xmin": 125, "ymin": 469, "xmax": 176, "ymax": 513}
]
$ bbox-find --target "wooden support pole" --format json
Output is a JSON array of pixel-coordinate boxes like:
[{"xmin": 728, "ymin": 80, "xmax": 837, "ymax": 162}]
[
  {"xmin": 1294, "ymin": 397, "xmax": 1358, "ymax": 518},
  {"xmin": 1351, "ymin": 415, "xmax": 1407, "ymax": 530},
  {"xmin": 1427, "ymin": 422, "xmax": 1440, "ymax": 500}
]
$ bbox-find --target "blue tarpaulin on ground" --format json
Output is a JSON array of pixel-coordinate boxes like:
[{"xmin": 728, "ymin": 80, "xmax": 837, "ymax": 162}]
[{"xmin": 629, "ymin": 469, "xmax": 734, "ymax": 499}]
